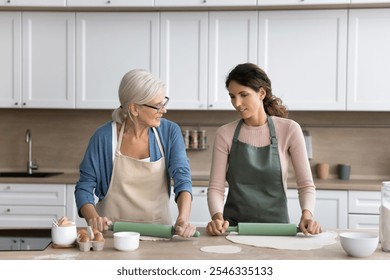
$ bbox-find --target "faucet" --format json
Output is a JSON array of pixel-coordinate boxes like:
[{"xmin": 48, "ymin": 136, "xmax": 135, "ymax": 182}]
[{"xmin": 25, "ymin": 129, "xmax": 39, "ymax": 174}]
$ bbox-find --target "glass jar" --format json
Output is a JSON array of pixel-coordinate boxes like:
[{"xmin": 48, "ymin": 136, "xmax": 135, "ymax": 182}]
[{"xmin": 381, "ymin": 181, "xmax": 390, "ymax": 252}]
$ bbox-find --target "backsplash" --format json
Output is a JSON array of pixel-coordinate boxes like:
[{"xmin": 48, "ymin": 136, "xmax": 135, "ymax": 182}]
[{"xmin": 0, "ymin": 109, "xmax": 389, "ymax": 180}]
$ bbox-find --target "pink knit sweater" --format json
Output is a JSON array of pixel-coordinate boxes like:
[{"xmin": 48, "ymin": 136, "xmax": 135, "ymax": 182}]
[{"xmin": 207, "ymin": 116, "xmax": 316, "ymax": 219}]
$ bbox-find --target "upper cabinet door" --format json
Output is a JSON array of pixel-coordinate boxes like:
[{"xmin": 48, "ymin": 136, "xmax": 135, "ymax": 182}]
[
  {"xmin": 22, "ymin": 12, "xmax": 75, "ymax": 108},
  {"xmin": 156, "ymin": 0, "xmax": 256, "ymax": 6},
  {"xmin": 258, "ymin": 10, "xmax": 348, "ymax": 111},
  {"xmin": 347, "ymin": 9, "xmax": 390, "ymax": 111},
  {"xmin": 76, "ymin": 12, "xmax": 159, "ymax": 109},
  {"xmin": 160, "ymin": 12, "xmax": 208, "ymax": 110},
  {"xmin": 208, "ymin": 11, "xmax": 258, "ymax": 110},
  {"xmin": 0, "ymin": 12, "xmax": 21, "ymax": 108},
  {"xmin": 67, "ymin": 0, "xmax": 153, "ymax": 7},
  {"xmin": 0, "ymin": 0, "xmax": 66, "ymax": 6},
  {"xmin": 258, "ymin": 0, "xmax": 350, "ymax": 5}
]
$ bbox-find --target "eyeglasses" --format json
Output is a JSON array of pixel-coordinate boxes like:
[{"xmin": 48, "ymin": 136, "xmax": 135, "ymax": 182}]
[{"xmin": 142, "ymin": 96, "xmax": 170, "ymax": 113}]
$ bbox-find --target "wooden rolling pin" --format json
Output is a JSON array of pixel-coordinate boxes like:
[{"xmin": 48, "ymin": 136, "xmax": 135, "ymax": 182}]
[
  {"xmin": 109, "ymin": 221, "xmax": 200, "ymax": 239},
  {"xmin": 228, "ymin": 223, "xmax": 300, "ymax": 236}
]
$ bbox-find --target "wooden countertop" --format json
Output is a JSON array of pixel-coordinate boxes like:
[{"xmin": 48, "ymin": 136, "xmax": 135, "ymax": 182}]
[
  {"xmin": 1, "ymin": 228, "xmax": 389, "ymax": 260},
  {"xmin": 0, "ymin": 172, "xmax": 387, "ymax": 191}
]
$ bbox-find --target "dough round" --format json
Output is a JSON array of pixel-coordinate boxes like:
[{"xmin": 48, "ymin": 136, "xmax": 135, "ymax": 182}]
[
  {"xmin": 200, "ymin": 245, "xmax": 242, "ymax": 254},
  {"xmin": 226, "ymin": 231, "xmax": 337, "ymax": 250}
]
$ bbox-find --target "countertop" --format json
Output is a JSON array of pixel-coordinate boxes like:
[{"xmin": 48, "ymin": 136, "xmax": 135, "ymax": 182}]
[
  {"xmin": 0, "ymin": 172, "xmax": 387, "ymax": 191},
  {"xmin": 0, "ymin": 228, "xmax": 389, "ymax": 260}
]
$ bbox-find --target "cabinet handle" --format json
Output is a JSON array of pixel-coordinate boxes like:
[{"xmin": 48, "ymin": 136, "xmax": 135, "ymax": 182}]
[
  {"xmin": 209, "ymin": 104, "xmax": 213, "ymax": 108},
  {"xmin": 14, "ymin": 102, "xmax": 18, "ymax": 106},
  {"xmin": 107, "ymin": 0, "xmax": 111, "ymax": 3},
  {"xmin": 6, "ymin": 185, "xmax": 11, "ymax": 190},
  {"xmin": 6, "ymin": 208, "xmax": 11, "ymax": 213},
  {"xmin": 22, "ymin": 102, "xmax": 26, "ymax": 106}
]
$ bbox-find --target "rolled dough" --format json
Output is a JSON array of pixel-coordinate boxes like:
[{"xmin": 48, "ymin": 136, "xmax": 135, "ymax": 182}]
[
  {"xmin": 226, "ymin": 231, "xmax": 338, "ymax": 250},
  {"xmin": 200, "ymin": 245, "xmax": 242, "ymax": 254}
]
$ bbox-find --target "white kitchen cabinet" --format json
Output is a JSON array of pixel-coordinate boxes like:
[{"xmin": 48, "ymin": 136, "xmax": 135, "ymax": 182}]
[
  {"xmin": 348, "ymin": 190, "xmax": 380, "ymax": 229},
  {"xmin": 208, "ymin": 11, "xmax": 258, "ymax": 110},
  {"xmin": 161, "ymin": 11, "xmax": 257, "ymax": 110},
  {"xmin": 287, "ymin": 189, "xmax": 348, "ymax": 229},
  {"xmin": 67, "ymin": 0, "xmax": 153, "ymax": 7},
  {"xmin": 21, "ymin": 12, "xmax": 75, "ymax": 109},
  {"xmin": 258, "ymin": 10, "xmax": 348, "ymax": 111},
  {"xmin": 170, "ymin": 186, "xmax": 228, "ymax": 227},
  {"xmin": 156, "ymin": 0, "xmax": 256, "ymax": 6},
  {"xmin": 347, "ymin": 9, "xmax": 390, "ymax": 111},
  {"xmin": 160, "ymin": 12, "xmax": 208, "ymax": 110},
  {"xmin": 0, "ymin": 184, "xmax": 66, "ymax": 228},
  {"xmin": 75, "ymin": 12, "xmax": 159, "ymax": 109},
  {"xmin": 0, "ymin": 12, "xmax": 21, "ymax": 108},
  {"xmin": 258, "ymin": 0, "xmax": 350, "ymax": 5},
  {"xmin": 0, "ymin": 0, "xmax": 65, "ymax": 6}
]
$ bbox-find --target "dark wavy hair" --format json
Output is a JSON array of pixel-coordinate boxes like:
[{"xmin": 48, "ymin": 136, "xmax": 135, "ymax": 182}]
[{"xmin": 225, "ymin": 63, "xmax": 288, "ymax": 118}]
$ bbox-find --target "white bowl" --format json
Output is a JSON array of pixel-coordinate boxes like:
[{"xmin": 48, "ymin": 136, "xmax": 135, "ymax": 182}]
[
  {"xmin": 51, "ymin": 225, "xmax": 77, "ymax": 246},
  {"xmin": 339, "ymin": 232, "xmax": 379, "ymax": 258},
  {"xmin": 113, "ymin": 232, "xmax": 140, "ymax": 251}
]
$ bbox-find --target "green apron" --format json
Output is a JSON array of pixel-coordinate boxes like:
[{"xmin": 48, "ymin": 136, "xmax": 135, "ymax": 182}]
[{"xmin": 223, "ymin": 115, "xmax": 289, "ymax": 226}]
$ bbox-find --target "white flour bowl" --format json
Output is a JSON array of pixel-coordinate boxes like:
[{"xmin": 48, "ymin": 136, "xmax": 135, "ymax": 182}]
[
  {"xmin": 113, "ymin": 232, "xmax": 140, "ymax": 251},
  {"xmin": 339, "ymin": 232, "xmax": 379, "ymax": 258}
]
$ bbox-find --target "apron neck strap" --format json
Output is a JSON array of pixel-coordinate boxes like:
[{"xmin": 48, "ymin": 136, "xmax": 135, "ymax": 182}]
[
  {"xmin": 267, "ymin": 115, "xmax": 278, "ymax": 145},
  {"xmin": 233, "ymin": 116, "xmax": 278, "ymax": 145},
  {"xmin": 116, "ymin": 124, "xmax": 165, "ymax": 157}
]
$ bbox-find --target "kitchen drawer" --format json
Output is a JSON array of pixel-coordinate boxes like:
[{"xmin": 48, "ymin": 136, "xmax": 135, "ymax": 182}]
[
  {"xmin": 0, "ymin": 205, "xmax": 66, "ymax": 228},
  {"xmin": 348, "ymin": 190, "xmax": 381, "ymax": 214},
  {"xmin": 0, "ymin": 184, "xmax": 66, "ymax": 206},
  {"xmin": 348, "ymin": 214, "xmax": 379, "ymax": 229}
]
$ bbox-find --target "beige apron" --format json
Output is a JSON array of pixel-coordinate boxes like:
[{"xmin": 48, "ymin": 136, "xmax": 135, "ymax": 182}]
[{"xmin": 96, "ymin": 123, "xmax": 172, "ymax": 225}]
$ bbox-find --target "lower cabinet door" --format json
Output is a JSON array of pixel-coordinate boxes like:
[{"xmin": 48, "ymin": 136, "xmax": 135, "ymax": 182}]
[
  {"xmin": 348, "ymin": 214, "xmax": 379, "ymax": 229},
  {"xmin": 0, "ymin": 205, "xmax": 66, "ymax": 228},
  {"xmin": 287, "ymin": 189, "xmax": 348, "ymax": 230}
]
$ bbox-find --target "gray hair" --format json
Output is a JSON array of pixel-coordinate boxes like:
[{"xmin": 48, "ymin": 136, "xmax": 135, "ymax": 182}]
[{"xmin": 112, "ymin": 69, "xmax": 166, "ymax": 123}]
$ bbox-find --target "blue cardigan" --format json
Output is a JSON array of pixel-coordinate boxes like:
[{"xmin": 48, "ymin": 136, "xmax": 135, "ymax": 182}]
[{"xmin": 74, "ymin": 118, "xmax": 192, "ymax": 215}]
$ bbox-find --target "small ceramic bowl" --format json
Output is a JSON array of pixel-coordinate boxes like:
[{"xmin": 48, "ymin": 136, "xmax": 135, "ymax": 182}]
[
  {"xmin": 113, "ymin": 232, "xmax": 140, "ymax": 251},
  {"xmin": 339, "ymin": 232, "xmax": 379, "ymax": 258},
  {"xmin": 51, "ymin": 225, "xmax": 77, "ymax": 246}
]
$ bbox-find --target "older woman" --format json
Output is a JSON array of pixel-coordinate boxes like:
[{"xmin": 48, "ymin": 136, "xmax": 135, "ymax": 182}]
[
  {"xmin": 75, "ymin": 69, "xmax": 196, "ymax": 238},
  {"xmin": 206, "ymin": 63, "xmax": 322, "ymax": 236}
]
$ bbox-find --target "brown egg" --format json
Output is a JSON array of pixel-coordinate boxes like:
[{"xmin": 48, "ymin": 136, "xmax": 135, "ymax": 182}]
[
  {"xmin": 93, "ymin": 232, "xmax": 105, "ymax": 242},
  {"xmin": 78, "ymin": 229, "xmax": 88, "ymax": 236},
  {"xmin": 78, "ymin": 234, "xmax": 90, "ymax": 243}
]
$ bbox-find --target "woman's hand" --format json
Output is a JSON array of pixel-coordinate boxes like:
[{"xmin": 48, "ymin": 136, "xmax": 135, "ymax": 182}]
[
  {"xmin": 206, "ymin": 212, "xmax": 229, "ymax": 236},
  {"xmin": 299, "ymin": 209, "xmax": 322, "ymax": 235},
  {"xmin": 174, "ymin": 219, "xmax": 197, "ymax": 238},
  {"xmin": 80, "ymin": 203, "xmax": 111, "ymax": 232},
  {"xmin": 87, "ymin": 216, "xmax": 111, "ymax": 232}
]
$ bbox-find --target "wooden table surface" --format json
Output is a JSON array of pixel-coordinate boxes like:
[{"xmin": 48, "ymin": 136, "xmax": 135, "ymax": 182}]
[{"xmin": 1, "ymin": 228, "xmax": 389, "ymax": 260}]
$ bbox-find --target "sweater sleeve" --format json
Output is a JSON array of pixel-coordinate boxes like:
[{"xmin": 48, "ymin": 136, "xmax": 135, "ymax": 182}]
[
  {"xmin": 207, "ymin": 122, "xmax": 237, "ymax": 217},
  {"xmin": 154, "ymin": 119, "xmax": 192, "ymax": 200},
  {"xmin": 74, "ymin": 122, "xmax": 113, "ymax": 215},
  {"xmin": 285, "ymin": 120, "xmax": 316, "ymax": 215}
]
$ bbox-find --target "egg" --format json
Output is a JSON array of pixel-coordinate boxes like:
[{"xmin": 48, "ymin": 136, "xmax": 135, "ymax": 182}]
[
  {"xmin": 78, "ymin": 234, "xmax": 90, "ymax": 243},
  {"xmin": 93, "ymin": 231, "xmax": 105, "ymax": 242}
]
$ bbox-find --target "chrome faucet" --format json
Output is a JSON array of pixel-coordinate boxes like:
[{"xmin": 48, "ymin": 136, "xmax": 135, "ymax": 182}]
[{"xmin": 26, "ymin": 129, "xmax": 39, "ymax": 174}]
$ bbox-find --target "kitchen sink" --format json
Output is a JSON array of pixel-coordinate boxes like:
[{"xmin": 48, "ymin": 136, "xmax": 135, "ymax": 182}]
[
  {"xmin": 0, "ymin": 229, "xmax": 52, "ymax": 251},
  {"xmin": 0, "ymin": 172, "xmax": 63, "ymax": 178}
]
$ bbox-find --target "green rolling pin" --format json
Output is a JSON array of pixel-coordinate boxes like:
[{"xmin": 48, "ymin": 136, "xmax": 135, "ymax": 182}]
[
  {"xmin": 109, "ymin": 221, "xmax": 200, "ymax": 239},
  {"xmin": 228, "ymin": 223, "xmax": 300, "ymax": 236}
]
